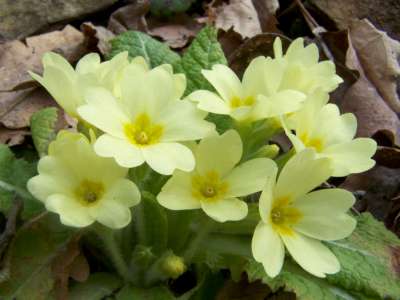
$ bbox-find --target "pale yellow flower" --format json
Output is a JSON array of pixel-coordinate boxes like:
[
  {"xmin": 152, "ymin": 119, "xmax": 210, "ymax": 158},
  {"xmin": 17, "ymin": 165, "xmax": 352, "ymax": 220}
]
[
  {"xmin": 187, "ymin": 59, "xmax": 306, "ymax": 122},
  {"xmin": 27, "ymin": 131, "xmax": 140, "ymax": 229},
  {"xmin": 252, "ymin": 149, "xmax": 356, "ymax": 278},
  {"xmin": 29, "ymin": 51, "xmax": 137, "ymax": 117},
  {"xmin": 273, "ymin": 37, "xmax": 343, "ymax": 94},
  {"xmin": 78, "ymin": 62, "xmax": 214, "ymax": 175},
  {"xmin": 283, "ymin": 93, "xmax": 377, "ymax": 177},
  {"xmin": 157, "ymin": 130, "xmax": 276, "ymax": 222}
]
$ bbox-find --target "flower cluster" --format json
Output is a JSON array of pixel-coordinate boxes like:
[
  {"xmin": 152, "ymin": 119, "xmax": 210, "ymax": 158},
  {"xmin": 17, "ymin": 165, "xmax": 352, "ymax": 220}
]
[{"xmin": 28, "ymin": 37, "xmax": 377, "ymax": 279}]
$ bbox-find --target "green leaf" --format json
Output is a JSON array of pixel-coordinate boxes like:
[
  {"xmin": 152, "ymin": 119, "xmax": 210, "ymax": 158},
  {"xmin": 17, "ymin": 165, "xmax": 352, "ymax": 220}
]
[
  {"xmin": 30, "ymin": 107, "xmax": 58, "ymax": 157},
  {"xmin": 326, "ymin": 213, "xmax": 400, "ymax": 299},
  {"xmin": 173, "ymin": 26, "xmax": 227, "ymax": 96},
  {"xmin": 116, "ymin": 284, "xmax": 175, "ymax": 300},
  {"xmin": 134, "ymin": 192, "xmax": 168, "ymax": 255},
  {"xmin": 0, "ymin": 144, "xmax": 42, "ymax": 219},
  {"xmin": 16, "ymin": 265, "xmax": 55, "ymax": 300},
  {"xmin": 166, "ymin": 210, "xmax": 195, "ymax": 254},
  {"xmin": 69, "ymin": 273, "xmax": 122, "ymax": 300},
  {"xmin": 109, "ymin": 31, "xmax": 180, "ymax": 68},
  {"xmin": 245, "ymin": 213, "xmax": 400, "ymax": 300},
  {"xmin": 0, "ymin": 214, "xmax": 75, "ymax": 299}
]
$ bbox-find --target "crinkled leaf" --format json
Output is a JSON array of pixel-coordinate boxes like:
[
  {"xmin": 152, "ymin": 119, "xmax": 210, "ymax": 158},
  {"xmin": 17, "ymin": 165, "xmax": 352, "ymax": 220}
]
[
  {"xmin": 0, "ymin": 214, "xmax": 75, "ymax": 299},
  {"xmin": 30, "ymin": 107, "xmax": 58, "ymax": 157},
  {"xmin": 116, "ymin": 284, "xmax": 174, "ymax": 300},
  {"xmin": 150, "ymin": 0, "xmax": 196, "ymax": 16},
  {"xmin": 174, "ymin": 26, "xmax": 227, "ymax": 96},
  {"xmin": 109, "ymin": 31, "xmax": 180, "ymax": 67},
  {"xmin": 246, "ymin": 213, "xmax": 400, "ymax": 300},
  {"xmin": 0, "ymin": 144, "xmax": 42, "ymax": 219},
  {"xmin": 134, "ymin": 192, "xmax": 168, "ymax": 255},
  {"xmin": 69, "ymin": 272, "xmax": 122, "ymax": 300}
]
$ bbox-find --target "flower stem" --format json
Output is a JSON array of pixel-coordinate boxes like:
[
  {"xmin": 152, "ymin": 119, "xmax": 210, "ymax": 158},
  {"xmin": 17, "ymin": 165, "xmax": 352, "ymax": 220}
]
[
  {"xmin": 183, "ymin": 217, "xmax": 215, "ymax": 262},
  {"xmin": 92, "ymin": 223, "xmax": 130, "ymax": 281}
]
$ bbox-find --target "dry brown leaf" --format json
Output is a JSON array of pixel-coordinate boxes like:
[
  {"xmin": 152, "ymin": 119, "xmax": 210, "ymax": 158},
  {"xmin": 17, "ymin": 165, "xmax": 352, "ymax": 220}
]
[
  {"xmin": 340, "ymin": 26, "xmax": 400, "ymax": 144},
  {"xmin": 147, "ymin": 14, "xmax": 202, "ymax": 49},
  {"xmin": 107, "ymin": 1, "xmax": 150, "ymax": 34},
  {"xmin": 81, "ymin": 22, "xmax": 115, "ymax": 56},
  {"xmin": 374, "ymin": 146, "xmax": 400, "ymax": 169},
  {"xmin": 308, "ymin": 0, "xmax": 400, "ymax": 41},
  {"xmin": 212, "ymin": 0, "xmax": 262, "ymax": 39},
  {"xmin": 52, "ymin": 236, "xmax": 89, "ymax": 300},
  {"xmin": 0, "ymin": 25, "xmax": 86, "ymax": 92},
  {"xmin": 0, "ymin": 127, "xmax": 30, "ymax": 146},
  {"xmin": 349, "ymin": 19, "xmax": 400, "ymax": 113}
]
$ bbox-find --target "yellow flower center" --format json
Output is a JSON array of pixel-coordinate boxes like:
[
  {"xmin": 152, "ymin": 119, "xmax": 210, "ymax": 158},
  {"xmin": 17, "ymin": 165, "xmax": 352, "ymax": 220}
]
[
  {"xmin": 124, "ymin": 113, "xmax": 163, "ymax": 146},
  {"xmin": 230, "ymin": 96, "xmax": 255, "ymax": 108},
  {"xmin": 299, "ymin": 133, "xmax": 324, "ymax": 153},
  {"xmin": 270, "ymin": 196, "xmax": 302, "ymax": 236},
  {"xmin": 75, "ymin": 180, "xmax": 105, "ymax": 206},
  {"xmin": 191, "ymin": 171, "xmax": 229, "ymax": 202}
]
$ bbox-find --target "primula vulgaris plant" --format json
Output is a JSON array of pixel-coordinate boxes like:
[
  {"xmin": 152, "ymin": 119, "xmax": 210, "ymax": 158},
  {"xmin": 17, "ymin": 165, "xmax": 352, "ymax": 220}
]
[{"xmin": 26, "ymin": 34, "xmax": 379, "ymax": 295}]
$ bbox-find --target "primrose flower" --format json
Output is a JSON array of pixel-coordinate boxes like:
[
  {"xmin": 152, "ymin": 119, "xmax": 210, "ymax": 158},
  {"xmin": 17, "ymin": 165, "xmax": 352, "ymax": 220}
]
[
  {"xmin": 283, "ymin": 94, "xmax": 377, "ymax": 177},
  {"xmin": 78, "ymin": 61, "xmax": 215, "ymax": 175},
  {"xmin": 252, "ymin": 149, "xmax": 356, "ymax": 278},
  {"xmin": 29, "ymin": 51, "xmax": 134, "ymax": 118},
  {"xmin": 157, "ymin": 130, "xmax": 276, "ymax": 222},
  {"xmin": 187, "ymin": 60, "xmax": 306, "ymax": 122},
  {"xmin": 273, "ymin": 37, "xmax": 343, "ymax": 94},
  {"xmin": 27, "ymin": 131, "xmax": 141, "ymax": 229}
]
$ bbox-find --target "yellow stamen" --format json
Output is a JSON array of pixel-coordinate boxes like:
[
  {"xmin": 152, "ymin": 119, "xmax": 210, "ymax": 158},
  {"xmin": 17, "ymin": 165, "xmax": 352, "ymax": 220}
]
[
  {"xmin": 230, "ymin": 96, "xmax": 255, "ymax": 108},
  {"xmin": 75, "ymin": 180, "xmax": 105, "ymax": 206},
  {"xmin": 191, "ymin": 171, "xmax": 228, "ymax": 202},
  {"xmin": 270, "ymin": 196, "xmax": 302, "ymax": 236},
  {"xmin": 299, "ymin": 133, "xmax": 324, "ymax": 152},
  {"xmin": 124, "ymin": 113, "xmax": 163, "ymax": 146}
]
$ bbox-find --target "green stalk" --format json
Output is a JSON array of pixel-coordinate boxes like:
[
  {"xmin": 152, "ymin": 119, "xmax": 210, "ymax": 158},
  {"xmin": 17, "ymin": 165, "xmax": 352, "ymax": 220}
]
[
  {"xmin": 92, "ymin": 223, "xmax": 130, "ymax": 281},
  {"xmin": 183, "ymin": 217, "xmax": 215, "ymax": 262}
]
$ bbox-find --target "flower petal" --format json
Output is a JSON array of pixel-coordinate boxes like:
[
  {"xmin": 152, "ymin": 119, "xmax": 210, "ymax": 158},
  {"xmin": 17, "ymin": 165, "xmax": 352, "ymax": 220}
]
[
  {"xmin": 224, "ymin": 158, "xmax": 277, "ymax": 198},
  {"xmin": 143, "ymin": 143, "xmax": 195, "ymax": 175},
  {"xmin": 78, "ymin": 88, "xmax": 129, "ymax": 138},
  {"xmin": 91, "ymin": 200, "xmax": 132, "ymax": 229},
  {"xmin": 157, "ymin": 171, "xmax": 201, "ymax": 210},
  {"xmin": 323, "ymin": 138, "xmax": 377, "ymax": 177},
  {"xmin": 202, "ymin": 64, "xmax": 243, "ymax": 101},
  {"xmin": 105, "ymin": 178, "xmax": 141, "ymax": 207},
  {"xmin": 275, "ymin": 149, "xmax": 332, "ymax": 199},
  {"xmin": 251, "ymin": 222, "xmax": 285, "ymax": 278},
  {"xmin": 75, "ymin": 53, "xmax": 100, "ymax": 74},
  {"xmin": 195, "ymin": 130, "xmax": 242, "ymax": 177},
  {"xmin": 201, "ymin": 197, "xmax": 248, "ymax": 222},
  {"xmin": 46, "ymin": 194, "xmax": 94, "ymax": 227},
  {"xmin": 94, "ymin": 134, "xmax": 145, "ymax": 168},
  {"xmin": 158, "ymin": 100, "xmax": 215, "ymax": 142},
  {"xmin": 293, "ymin": 189, "xmax": 356, "ymax": 240},
  {"xmin": 187, "ymin": 90, "xmax": 231, "ymax": 114},
  {"xmin": 27, "ymin": 174, "xmax": 71, "ymax": 203},
  {"xmin": 258, "ymin": 165, "xmax": 278, "ymax": 223},
  {"xmin": 281, "ymin": 232, "xmax": 340, "ymax": 277}
]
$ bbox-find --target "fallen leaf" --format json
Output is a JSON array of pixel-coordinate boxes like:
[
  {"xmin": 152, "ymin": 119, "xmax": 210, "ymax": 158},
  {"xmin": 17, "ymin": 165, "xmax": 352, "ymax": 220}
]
[
  {"xmin": 252, "ymin": 0, "xmax": 280, "ymax": 32},
  {"xmin": 341, "ymin": 166, "xmax": 400, "ymax": 221},
  {"xmin": 308, "ymin": 0, "xmax": 400, "ymax": 41},
  {"xmin": 349, "ymin": 19, "xmax": 400, "ymax": 113},
  {"xmin": 216, "ymin": 278, "xmax": 271, "ymax": 300},
  {"xmin": 107, "ymin": 1, "xmax": 150, "ymax": 34},
  {"xmin": 81, "ymin": 22, "xmax": 116, "ymax": 56},
  {"xmin": 212, "ymin": 0, "xmax": 263, "ymax": 39},
  {"xmin": 147, "ymin": 14, "xmax": 202, "ymax": 48},
  {"xmin": 0, "ymin": 25, "xmax": 86, "ymax": 92},
  {"xmin": 340, "ymin": 23, "xmax": 400, "ymax": 144},
  {"xmin": 0, "ymin": 0, "xmax": 118, "ymax": 41},
  {"xmin": 374, "ymin": 146, "xmax": 400, "ymax": 169},
  {"xmin": 0, "ymin": 127, "xmax": 30, "ymax": 146}
]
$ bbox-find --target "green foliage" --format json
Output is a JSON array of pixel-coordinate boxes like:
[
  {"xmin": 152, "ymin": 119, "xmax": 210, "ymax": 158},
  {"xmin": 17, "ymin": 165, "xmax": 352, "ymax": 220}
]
[
  {"xmin": 0, "ymin": 144, "xmax": 42, "ymax": 219},
  {"xmin": 30, "ymin": 107, "xmax": 58, "ymax": 157},
  {"xmin": 69, "ymin": 273, "xmax": 123, "ymax": 300},
  {"xmin": 134, "ymin": 192, "xmax": 168, "ymax": 255},
  {"xmin": 150, "ymin": 0, "xmax": 196, "ymax": 16},
  {"xmin": 246, "ymin": 213, "xmax": 400, "ymax": 300},
  {"xmin": 109, "ymin": 31, "xmax": 180, "ymax": 68},
  {"xmin": 116, "ymin": 285, "xmax": 175, "ymax": 300},
  {"xmin": 173, "ymin": 26, "xmax": 228, "ymax": 96},
  {"xmin": 0, "ymin": 214, "xmax": 75, "ymax": 299}
]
